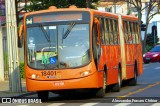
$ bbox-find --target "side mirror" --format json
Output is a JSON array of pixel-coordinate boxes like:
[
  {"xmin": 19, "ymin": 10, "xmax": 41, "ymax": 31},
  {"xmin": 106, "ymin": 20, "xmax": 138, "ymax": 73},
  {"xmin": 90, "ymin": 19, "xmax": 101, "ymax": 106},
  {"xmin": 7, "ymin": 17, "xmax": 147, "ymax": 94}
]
[{"xmin": 18, "ymin": 24, "xmax": 24, "ymax": 48}]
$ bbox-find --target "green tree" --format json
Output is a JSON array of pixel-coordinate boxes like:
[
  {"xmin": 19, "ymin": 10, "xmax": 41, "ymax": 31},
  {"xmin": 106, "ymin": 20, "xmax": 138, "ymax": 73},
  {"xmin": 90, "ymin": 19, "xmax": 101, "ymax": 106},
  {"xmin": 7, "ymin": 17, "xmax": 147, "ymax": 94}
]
[
  {"xmin": 146, "ymin": 33, "xmax": 159, "ymax": 51},
  {"xmin": 27, "ymin": 0, "xmax": 98, "ymax": 11}
]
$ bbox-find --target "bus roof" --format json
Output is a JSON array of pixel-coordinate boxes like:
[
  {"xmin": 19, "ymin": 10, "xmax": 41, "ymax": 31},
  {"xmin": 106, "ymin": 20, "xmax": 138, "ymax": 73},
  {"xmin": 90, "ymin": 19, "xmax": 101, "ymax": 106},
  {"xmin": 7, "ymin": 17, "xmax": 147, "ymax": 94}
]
[
  {"xmin": 24, "ymin": 5, "xmax": 138, "ymax": 22},
  {"xmin": 24, "ymin": 5, "xmax": 91, "ymax": 16},
  {"xmin": 121, "ymin": 15, "xmax": 138, "ymax": 21}
]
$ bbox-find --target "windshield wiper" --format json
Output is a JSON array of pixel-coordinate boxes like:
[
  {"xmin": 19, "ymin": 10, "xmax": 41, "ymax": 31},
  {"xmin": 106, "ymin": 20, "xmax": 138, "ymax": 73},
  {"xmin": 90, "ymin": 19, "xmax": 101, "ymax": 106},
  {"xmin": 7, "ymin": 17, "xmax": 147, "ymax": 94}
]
[
  {"xmin": 62, "ymin": 22, "xmax": 76, "ymax": 39},
  {"xmin": 39, "ymin": 24, "xmax": 50, "ymax": 42},
  {"xmin": 39, "ymin": 24, "xmax": 51, "ymax": 69}
]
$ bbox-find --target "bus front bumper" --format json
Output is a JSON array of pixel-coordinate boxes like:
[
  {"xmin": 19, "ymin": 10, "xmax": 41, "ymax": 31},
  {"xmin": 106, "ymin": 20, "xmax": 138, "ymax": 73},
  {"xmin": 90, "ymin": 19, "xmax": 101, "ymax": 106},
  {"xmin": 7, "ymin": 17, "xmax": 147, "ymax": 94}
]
[{"xmin": 26, "ymin": 72, "xmax": 102, "ymax": 92}]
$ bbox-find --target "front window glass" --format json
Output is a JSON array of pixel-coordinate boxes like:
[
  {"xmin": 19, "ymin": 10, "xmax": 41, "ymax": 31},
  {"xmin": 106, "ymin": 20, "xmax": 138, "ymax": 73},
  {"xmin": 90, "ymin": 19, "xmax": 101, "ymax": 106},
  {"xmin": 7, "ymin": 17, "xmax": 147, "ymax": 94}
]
[{"xmin": 27, "ymin": 23, "xmax": 90, "ymax": 69}]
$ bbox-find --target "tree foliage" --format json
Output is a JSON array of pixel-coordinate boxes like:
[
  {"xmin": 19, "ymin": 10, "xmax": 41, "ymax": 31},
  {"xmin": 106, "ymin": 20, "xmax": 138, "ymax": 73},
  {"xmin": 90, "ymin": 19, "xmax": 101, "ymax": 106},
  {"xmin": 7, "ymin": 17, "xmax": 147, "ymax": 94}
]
[
  {"xmin": 27, "ymin": 0, "xmax": 98, "ymax": 11},
  {"xmin": 146, "ymin": 33, "xmax": 159, "ymax": 51}
]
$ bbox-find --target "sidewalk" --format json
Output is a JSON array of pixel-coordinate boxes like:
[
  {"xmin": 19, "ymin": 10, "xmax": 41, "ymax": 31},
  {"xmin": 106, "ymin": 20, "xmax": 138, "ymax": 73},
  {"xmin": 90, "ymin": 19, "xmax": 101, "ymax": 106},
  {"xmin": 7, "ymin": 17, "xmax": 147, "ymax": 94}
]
[{"xmin": 0, "ymin": 79, "xmax": 35, "ymax": 98}]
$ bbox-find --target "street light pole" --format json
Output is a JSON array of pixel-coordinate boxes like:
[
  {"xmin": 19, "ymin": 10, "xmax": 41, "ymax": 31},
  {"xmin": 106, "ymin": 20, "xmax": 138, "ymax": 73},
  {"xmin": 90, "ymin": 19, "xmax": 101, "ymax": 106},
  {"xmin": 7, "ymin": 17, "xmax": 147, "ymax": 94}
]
[
  {"xmin": 154, "ymin": 30, "xmax": 156, "ymax": 46},
  {"xmin": 114, "ymin": 0, "xmax": 117, "ymax": 13},
  {"xmin": 86, "ymin": 0, "xmax": 90, "ymax": 8},
  {"xmin": 5, "ymin": 0, "xmax": 22, "ymax": 92},
  {"xmin": 0, "ymin": 22, "xmax": 4, "ymax": 81}
]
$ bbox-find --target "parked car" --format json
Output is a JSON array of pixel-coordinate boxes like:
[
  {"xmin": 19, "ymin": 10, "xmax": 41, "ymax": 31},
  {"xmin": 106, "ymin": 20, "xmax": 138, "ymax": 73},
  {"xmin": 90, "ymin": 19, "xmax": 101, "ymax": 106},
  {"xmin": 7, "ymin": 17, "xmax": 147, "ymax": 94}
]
[{"xmin": 143, "ymin": 45, "xmax": 160, "ymax": 64}]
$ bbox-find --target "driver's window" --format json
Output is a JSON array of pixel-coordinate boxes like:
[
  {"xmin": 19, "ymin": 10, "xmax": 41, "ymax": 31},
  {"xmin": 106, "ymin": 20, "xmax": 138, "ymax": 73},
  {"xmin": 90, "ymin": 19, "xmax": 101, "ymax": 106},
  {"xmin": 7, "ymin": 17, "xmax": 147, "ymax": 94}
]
[{"xmin": 27, "ymin": 26, "xmax": 58, "ymax": 69}]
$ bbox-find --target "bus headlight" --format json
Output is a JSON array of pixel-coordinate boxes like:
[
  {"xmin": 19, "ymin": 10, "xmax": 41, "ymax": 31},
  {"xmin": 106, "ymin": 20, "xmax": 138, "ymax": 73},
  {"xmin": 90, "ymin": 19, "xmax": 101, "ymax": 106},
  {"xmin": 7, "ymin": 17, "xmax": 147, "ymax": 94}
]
[
  {"xmin": 80, "ymin": 71, "xmax": 90, "ymax": 77},
  {"xmin": 31, "ymin": 74, "xmax": 36, "ymax": 79},
  {"xmin": 31, "ymin": 74, "xmax": 40, "ymax": 79}
]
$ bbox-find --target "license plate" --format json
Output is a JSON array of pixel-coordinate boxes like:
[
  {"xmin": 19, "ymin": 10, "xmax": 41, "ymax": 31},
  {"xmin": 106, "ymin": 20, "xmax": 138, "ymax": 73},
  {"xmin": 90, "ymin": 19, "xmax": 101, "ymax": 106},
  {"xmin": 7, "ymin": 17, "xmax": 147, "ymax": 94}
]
[
  {"xmin": 41, "ymin": 71, "xmax": 56, "ymax": 76},
  {"xmin": 54, "ymin": 81, "xmax": 64, "ymax": 86},
  {"xmin": 146, "ymin": 58, "xmax": 150, "ymax": 60}
]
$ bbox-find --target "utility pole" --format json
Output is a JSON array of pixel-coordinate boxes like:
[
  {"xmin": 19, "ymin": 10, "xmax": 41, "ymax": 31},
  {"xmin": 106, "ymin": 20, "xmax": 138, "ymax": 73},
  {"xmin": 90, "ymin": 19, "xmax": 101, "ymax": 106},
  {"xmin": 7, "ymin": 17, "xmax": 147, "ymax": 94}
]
[
  {"xmin": 114, "ymin": 0, "xmax": 117, "ymax": 13},
  {"xmin": 86, "ymin": 0, "xmax": 90, "ymax": 8},
  {"xmin": 0, "ymin": 22, "xmax": 4, "ymax": 81},
  {"xmin": 154, "ymin": 29, "xmax": 156, "ymax": 46},
  {"xmin": 5, "ymin": 0, "xmax": 22, "ymax": 92}
]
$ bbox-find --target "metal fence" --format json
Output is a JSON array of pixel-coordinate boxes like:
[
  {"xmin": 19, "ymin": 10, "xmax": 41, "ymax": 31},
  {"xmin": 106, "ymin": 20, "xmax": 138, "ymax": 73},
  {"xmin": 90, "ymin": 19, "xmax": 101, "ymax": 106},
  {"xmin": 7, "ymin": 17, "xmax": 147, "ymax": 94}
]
[{"xmin": 2, "ymin": 31, "xmax": 24, "ymax": 79}]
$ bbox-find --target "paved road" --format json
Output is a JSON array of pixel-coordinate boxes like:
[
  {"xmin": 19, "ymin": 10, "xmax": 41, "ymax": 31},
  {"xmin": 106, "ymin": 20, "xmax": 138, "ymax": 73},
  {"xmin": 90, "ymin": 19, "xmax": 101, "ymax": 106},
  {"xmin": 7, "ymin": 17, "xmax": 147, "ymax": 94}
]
[{"xmin": 1, "ymin": 63, "xmax": 160, "ymax": 106}]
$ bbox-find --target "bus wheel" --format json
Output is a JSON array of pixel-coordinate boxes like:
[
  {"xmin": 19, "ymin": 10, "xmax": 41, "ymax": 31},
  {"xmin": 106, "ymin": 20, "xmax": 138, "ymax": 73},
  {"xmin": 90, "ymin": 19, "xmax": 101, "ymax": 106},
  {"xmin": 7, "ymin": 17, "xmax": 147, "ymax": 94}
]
[
  {"xmin": 112, "ymin": 69, "xmax": 121, "ymax": 92},
  {"xmin": 96, "ymin": 72, "xmax": 106, "ymax": 98},
  {"xmin": 37, "ymin": 91, "xmax": 49, "ymax": 101},
  {"xmin": 128, "ymin": 64, "xmax": 137, "ymax": 86}
]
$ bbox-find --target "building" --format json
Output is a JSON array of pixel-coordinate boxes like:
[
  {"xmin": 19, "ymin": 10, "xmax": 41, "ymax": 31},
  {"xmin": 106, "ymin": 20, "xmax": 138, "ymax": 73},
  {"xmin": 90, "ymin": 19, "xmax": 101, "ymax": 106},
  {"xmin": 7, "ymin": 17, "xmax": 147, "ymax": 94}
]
[
  {"xmin": 0, "ymin": 0, "xmax": 5, "ymax": 16},
  {"xmin": 0, "ymin": 0, "xmax": 5, "ymax": 25},
  {"xmin": 97, "ymin": 0, "xmax": 131, "ymax": 15}
]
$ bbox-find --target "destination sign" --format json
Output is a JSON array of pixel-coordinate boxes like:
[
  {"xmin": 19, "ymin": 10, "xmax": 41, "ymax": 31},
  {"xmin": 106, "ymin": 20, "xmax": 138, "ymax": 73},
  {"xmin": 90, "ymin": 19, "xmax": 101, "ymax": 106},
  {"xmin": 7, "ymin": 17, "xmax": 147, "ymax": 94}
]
[
  {"xmin": 26, "ymin": 11, "xmax": 90, "ymax": 24},
  {"xmin": 33, "ymin": 14, "xmax": 82, "ymax": 23}
]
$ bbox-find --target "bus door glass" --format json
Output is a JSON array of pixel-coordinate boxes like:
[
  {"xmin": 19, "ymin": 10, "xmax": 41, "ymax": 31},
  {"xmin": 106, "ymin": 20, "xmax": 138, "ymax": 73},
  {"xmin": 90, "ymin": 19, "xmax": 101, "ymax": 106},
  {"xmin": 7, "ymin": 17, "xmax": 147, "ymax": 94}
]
[{"xmin": 92, "ymin": 18, "xmax": 102, "ymax": 70}]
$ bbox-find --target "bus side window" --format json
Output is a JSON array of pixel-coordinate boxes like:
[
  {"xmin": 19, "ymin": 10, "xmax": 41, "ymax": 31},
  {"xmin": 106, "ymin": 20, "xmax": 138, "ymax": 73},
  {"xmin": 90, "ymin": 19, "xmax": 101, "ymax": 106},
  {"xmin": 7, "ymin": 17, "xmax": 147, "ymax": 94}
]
[
  {"xmin": 99, "ymin": 18, "xmax": 105, "ymax": 45},
  {"xmin": 126, "ymin": 21, "xmax": 131, "ymax": 44},
  {"xmin": 124, "ymin": 21, "xmax": 128, "ymax": 44},
  {"xmin": 131, "ymin": 22, "xmax": 134, "ymax": 44},
  {"xmin": 105, "ymin": 18, "xmax": 109, "ymax": 45},
  {"xmin": 130, "ymin": 22, "xmax": 133, "ymax": 44},
  {"xmin": 113, "ymin": 20, "xmax": 118, "ymax": 44},
  {"xmin": 97, "ymin": 18, "xmax": 102, "ymax": 43},
  {"xmin": 109, "ymin": 19, "xmax": 114, "ymax": 45},
  {"xmin": 111, "ymin": 20, "xmax": 115, "ymax": 45},
  {"xmin": 135, "ymin": 23, "xmax": 139, "ymax": 44},
  {"xmin": 134, "ymin": 23, "xmax": 137, "ymax": 44},
  {"xmin": 116, "ymin": 20, "xmax": 120, "ymax": 44},
  {"xmin": 130, "ymin": 22, "xmax": 134, "ymax": 44},
  {"xmin": 132, "ymin": 22, "xmax": 136, "ymax": 44},
  {"xmin": 112, "ymin": 20, "xmax": 115, "ymax": 44},
  {"xmin": 127, "ymin": 21, "xmax": 132, "ymax": 44},
  {"xmin": 92, "ymin": 23, "xmax": 101, "ymax": 68}
]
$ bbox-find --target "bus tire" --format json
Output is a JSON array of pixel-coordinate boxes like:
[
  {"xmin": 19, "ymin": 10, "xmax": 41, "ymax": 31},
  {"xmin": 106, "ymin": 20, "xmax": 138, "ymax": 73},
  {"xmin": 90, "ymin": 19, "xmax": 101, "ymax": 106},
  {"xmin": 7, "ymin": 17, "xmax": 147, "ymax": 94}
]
[
  {"xmin": 128, "ymin": 64, "xmax": 137, "ymax": 86},
  {"xmin": 37, "ymin": 91, "xmax": 49, "ymax": 101},
  {"xmin": 96, "ymin": 72, "xmax": 106, "ymax": 98},
  {"xmin": 112, "ymin": 68, "xmax": 122, "ymax": 92}
]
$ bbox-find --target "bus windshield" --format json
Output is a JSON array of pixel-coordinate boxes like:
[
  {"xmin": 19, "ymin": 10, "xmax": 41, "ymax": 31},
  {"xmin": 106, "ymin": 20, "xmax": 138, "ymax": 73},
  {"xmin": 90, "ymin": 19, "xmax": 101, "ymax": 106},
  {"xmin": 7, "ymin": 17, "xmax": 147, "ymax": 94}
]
[{"xmin": 27, "ymin": 23, "xmax": 90, "ymax": 69}]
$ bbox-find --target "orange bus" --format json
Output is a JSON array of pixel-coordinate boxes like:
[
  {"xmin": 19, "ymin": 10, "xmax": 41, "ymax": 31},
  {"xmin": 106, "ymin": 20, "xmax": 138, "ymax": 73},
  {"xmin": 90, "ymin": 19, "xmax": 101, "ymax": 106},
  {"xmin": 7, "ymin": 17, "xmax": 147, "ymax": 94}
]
[{"xmin": 19, "ymin": 5, "xmax": 143, "ymax": 100}]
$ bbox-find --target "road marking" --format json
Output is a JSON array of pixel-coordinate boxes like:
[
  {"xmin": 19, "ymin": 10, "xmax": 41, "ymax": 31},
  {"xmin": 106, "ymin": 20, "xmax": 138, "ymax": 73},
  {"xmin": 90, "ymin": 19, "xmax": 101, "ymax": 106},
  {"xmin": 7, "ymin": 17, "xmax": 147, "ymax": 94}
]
[
  {"xmin": 114, "ymin": 103, "xmax": 131, "ymax": 106},
  {"xmin": 17, "ymin": 105, "xmax": 28, "ymax": 106},
  {"xmin": 154, "ymin": 67, "xmax": 160, "ymax": 69},
  {"xmin": 80, "ymin": 103, "xmax": 99, "ymax": 106},
  {"xmin": 117, "ymin": 82, "xmax": 160, "ymax": 98},
  {"xmin": 151, "ymin": 103, "xmax": 160, "ymax": 106},
  {"xmin": 47, "ymin": 103, "xmax": 65, "ymax": 106}
]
